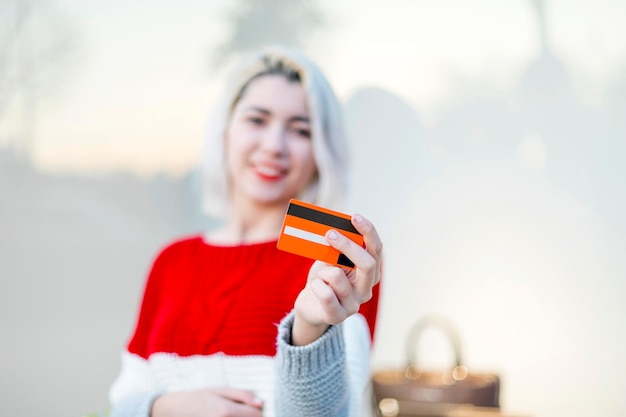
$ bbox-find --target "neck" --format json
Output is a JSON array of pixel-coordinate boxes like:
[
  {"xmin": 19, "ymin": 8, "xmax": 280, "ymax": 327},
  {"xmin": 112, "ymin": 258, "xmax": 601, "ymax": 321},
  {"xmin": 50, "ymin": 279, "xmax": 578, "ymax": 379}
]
[{"xmin": 211, "ymin": 200, "xmax": 288, "ymax": 245}]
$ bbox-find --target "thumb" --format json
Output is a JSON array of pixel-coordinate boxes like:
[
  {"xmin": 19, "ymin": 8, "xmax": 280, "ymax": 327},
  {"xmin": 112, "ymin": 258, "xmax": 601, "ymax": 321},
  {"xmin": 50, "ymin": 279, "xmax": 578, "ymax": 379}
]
[{"xmin": 209, "ymin": 387, "xmax": 263, "ymax": 407}]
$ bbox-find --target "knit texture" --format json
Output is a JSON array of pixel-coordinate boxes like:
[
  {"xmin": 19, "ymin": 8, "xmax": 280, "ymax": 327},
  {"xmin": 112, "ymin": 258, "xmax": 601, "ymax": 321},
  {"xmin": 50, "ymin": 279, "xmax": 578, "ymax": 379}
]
[
  {"xmin": 275, "ymin": 312, "xmax": 349, "ymax": 416},
  {"xmin": 110, "ymin": 235, "xmax": 381, "ymax": 416},
  {"xmin": 127, "ymin": 235, "xmax": 379, "ymax": 358},
  {"xmin": 108, "ymin": 391, "xmax": 161, "ymax": 417}
]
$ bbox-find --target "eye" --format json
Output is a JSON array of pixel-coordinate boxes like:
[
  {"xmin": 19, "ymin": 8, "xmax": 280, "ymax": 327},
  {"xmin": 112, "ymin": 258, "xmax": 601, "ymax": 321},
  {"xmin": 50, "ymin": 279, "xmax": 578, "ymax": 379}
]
[
  {"xmin": 247, "ymin": 116, "xmax": 265, "ymax": 125},
  {"xmin": 291, "ymin": 126, "xmax": 311, "ymax": 139},
  {"xmin": 295, "ymin": 129, "xmax": 311, "ymax": 138}
]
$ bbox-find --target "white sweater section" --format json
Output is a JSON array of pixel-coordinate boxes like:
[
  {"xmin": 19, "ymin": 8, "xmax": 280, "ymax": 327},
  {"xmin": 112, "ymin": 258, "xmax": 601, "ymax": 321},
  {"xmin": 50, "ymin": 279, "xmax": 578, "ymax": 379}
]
[{"xmin": 109, "ymin": 312, "xmax": 372, "ymax": 417}]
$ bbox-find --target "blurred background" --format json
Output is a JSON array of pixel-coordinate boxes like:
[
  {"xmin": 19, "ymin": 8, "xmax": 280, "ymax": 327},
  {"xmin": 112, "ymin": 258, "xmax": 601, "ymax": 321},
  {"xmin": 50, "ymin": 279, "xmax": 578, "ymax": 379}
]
[{"xmin": 1, "ymin": 0, "xmax": 625, "ymax": 416}]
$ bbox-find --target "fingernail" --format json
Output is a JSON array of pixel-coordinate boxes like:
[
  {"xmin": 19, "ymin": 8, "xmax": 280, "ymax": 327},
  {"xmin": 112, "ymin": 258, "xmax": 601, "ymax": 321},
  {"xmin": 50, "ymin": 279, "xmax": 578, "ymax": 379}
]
[
  {"xmin": 354, "ymin": 214, "xmax": 363, "ymax": 223},
  {"xmin": 327, "ymin": 230, "xmax": 338, "ymax": 240}
]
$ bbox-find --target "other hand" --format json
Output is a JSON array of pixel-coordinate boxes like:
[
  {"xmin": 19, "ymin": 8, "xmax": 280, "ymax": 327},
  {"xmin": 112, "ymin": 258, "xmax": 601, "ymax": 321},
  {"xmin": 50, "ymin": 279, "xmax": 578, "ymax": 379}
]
[{"xmin": 151, "ymin": 387, "xmax": 263, "ymax": 417}]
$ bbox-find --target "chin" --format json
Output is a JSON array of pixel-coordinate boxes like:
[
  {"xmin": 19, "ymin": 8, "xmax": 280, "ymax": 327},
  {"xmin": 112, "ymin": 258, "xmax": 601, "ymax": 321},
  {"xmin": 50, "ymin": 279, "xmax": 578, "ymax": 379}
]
[{"xmin": 248, "ymin": 193, "xmax": 292, "ymax": 207}]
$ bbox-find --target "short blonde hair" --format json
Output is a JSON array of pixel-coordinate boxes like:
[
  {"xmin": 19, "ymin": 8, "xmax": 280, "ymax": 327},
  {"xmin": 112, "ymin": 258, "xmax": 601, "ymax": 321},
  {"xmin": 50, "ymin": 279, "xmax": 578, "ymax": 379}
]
[{"xmin": 200, "ymin": 46, "xmax": 349, "ymax": 220}]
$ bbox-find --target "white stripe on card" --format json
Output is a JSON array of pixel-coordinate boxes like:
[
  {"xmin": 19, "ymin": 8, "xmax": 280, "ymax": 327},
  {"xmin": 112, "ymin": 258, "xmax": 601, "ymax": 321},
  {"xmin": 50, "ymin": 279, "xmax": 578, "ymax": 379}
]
[{"xmin": 283, "ymin": 226, "xmax": 329, "ymax": 246}]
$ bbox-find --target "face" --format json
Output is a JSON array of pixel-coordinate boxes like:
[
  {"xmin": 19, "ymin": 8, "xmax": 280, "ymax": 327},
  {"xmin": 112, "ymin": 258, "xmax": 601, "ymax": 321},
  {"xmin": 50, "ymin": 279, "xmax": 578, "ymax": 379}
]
[{"xmin": 225, "ymin": 74, "xmax": 317, "ymax": 211}]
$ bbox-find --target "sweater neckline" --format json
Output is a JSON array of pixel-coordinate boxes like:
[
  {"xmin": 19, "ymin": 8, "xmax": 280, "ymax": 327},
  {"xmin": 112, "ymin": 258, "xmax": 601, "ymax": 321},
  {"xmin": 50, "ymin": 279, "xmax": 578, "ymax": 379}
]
[{"xmin": 200, "ymin": 234, "xmax": 278, "ymax": 249}]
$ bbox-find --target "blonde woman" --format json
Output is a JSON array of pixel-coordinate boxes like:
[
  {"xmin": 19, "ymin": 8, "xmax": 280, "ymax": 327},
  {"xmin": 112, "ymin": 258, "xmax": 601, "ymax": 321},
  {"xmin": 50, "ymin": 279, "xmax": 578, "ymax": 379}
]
[{"xmin": 109, "ymin": 46, "xmax": 382, "ymax": 417}]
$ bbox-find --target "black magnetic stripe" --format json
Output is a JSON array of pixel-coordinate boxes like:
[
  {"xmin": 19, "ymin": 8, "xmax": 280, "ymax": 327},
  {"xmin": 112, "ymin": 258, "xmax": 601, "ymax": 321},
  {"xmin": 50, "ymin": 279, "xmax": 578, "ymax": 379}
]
[
  {"xmin": 337, "ymin": 253, "xmax": 355, "ymax": 268},
  {"xmin": 287, "ymin": 203, "xmax": 360, "ymax": 234}
]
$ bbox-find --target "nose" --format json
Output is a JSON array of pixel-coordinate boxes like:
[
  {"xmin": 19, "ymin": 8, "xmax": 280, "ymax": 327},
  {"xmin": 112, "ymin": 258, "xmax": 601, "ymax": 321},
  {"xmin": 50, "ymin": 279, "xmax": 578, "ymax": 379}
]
[{"xmin": 260, "ymin": 124, "xmax": 287, "ymax": 155}]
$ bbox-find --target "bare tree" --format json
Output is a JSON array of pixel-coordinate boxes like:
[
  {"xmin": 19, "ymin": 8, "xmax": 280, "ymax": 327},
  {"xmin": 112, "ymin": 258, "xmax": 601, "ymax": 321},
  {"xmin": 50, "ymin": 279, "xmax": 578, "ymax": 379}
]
[
  {"xmin": 0, "ymin": 0, "xmax": 80, "ymax": 160},
  {"xmin": 210, "ymin": 0, "xmax": 327, "ymax": 70}
]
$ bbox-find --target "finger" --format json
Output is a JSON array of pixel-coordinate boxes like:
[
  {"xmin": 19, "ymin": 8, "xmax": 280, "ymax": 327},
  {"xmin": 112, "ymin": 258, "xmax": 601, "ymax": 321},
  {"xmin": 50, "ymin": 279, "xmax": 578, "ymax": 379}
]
[
  {"xmin": 324, "ymin": 230, "xmax": 378, "ymax": 303},
  {"xmin": 325, "ymin": 229, "xmax": 376, "ymax": 279},
  {"xmin": 349, "ymin": 214, "xmax": 383, "ymax": 288},
  {"xmin": 351, "ymin": 214, "xmax": 383, "ymax": 261},
  {"xmin": 310, "ymin": 278, "xmax": 345, "ymax": 323},
  {"xmin": 319, "ymin": 266, "xmax": 360, "ymax": 315},
  {"xmin": 225, "ymin": 401, "xmax": 264, "ymax": 416},
  {"xmin": 307, "ymin": 260, "xmax": 326, "ymax": 281},
  {"xmin": 210, "ymin": 387, "xmax": 264, "ymax": 408}
]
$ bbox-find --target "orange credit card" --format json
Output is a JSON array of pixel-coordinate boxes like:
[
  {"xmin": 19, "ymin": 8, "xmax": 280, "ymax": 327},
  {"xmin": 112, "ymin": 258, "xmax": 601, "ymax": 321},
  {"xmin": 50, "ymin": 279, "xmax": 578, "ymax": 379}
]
[{"xmin": 277, "ymin": 199, "xmax": 363, "ymax": 269}]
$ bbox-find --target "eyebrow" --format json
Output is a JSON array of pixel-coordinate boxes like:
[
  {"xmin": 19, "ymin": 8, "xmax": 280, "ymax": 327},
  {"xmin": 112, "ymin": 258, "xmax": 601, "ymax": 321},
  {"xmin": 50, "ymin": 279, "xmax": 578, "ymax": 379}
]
[{"xmin": 244, "ymin": 106, "xmax": 310, "ymax": 123}]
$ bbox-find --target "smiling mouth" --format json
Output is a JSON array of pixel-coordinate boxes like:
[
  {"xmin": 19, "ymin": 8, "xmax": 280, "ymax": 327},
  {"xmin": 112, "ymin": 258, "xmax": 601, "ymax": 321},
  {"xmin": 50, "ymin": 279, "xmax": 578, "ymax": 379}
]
[{"xmin": 254, "ymin": 164, "xmax": 287, "ymax": 180}]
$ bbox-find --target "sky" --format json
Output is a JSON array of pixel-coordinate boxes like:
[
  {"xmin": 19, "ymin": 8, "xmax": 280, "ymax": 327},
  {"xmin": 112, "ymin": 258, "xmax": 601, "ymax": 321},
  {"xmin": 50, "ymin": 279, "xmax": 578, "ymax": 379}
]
[{"xmin": 4, "ymin": 0, "xmax": 625, "ymax": 176}]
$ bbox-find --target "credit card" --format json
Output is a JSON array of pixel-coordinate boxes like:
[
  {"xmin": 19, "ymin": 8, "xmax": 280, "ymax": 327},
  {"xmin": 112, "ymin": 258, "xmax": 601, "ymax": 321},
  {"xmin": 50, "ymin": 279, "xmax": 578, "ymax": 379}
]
[{"xmin": 277, "ymin": 199, "xmax": 363, "ymax": 269}]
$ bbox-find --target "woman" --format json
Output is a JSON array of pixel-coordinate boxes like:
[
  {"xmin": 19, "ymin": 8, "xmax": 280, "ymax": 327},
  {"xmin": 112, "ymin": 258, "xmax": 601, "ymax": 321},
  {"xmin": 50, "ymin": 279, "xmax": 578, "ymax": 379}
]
[{"xmin": 109, "ymin": 46, "xmax": 382, "ymax": 417}]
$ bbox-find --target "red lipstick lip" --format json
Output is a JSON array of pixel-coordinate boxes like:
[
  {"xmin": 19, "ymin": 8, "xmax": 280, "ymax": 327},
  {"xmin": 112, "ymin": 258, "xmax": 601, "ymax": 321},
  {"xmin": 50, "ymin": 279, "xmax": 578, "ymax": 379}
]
[
  {"xmin": 255, "ymin": 171, "xmax": 282, "ymax": 181},
  {"xmin": 253, "ymin": 163, "xmax": 287, "ymax": 181}
]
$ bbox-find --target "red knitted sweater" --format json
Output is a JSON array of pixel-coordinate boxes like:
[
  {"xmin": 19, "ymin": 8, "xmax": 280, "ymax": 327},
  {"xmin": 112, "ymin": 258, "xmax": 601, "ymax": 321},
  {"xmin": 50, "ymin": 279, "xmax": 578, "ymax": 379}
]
[{"xmin": 127, "ymin": 236, "xmax": 380, "ymax": 359}]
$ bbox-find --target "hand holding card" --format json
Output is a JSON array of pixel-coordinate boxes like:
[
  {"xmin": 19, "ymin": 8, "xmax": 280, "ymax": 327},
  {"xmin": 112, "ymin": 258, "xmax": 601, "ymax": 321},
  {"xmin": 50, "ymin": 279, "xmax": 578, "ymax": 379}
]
[
  {"xmin": 277, "ymin": 199, "xmax": 364, "ymax": 269},
  {"xmin": 286, "ymin": 200, "xmax": 382, "ymax": 346}
]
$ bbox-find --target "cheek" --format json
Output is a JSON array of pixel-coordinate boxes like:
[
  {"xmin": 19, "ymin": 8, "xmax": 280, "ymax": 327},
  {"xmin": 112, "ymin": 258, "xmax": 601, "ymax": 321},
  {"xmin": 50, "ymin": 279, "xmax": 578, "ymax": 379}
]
[
  {"xmin": 224, "ymin": 126, "xmax": 248, "ymax": 168},
  {"xmin": 292, "ymin": 142, "xmax": 317, "ymax": 178}
]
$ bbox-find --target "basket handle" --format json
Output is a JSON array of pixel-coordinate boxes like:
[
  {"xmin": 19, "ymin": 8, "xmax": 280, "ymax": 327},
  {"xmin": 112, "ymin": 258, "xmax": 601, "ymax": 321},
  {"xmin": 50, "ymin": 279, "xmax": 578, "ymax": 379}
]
[{"xmin": 405, "ymin": 315, "xmax": 464, "ymax": 375}]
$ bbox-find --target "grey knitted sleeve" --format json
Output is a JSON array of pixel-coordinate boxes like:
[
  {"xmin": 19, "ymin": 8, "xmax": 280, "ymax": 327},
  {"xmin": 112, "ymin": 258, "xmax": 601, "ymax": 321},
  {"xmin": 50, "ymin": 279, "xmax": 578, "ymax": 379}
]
[
  {"xmin": 108, "ymin": 391, "xmax": 162, "ymax": 417},
  {"xmin": 274, "ymin": 311, "xmax": 349, "ymax": 417}
]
